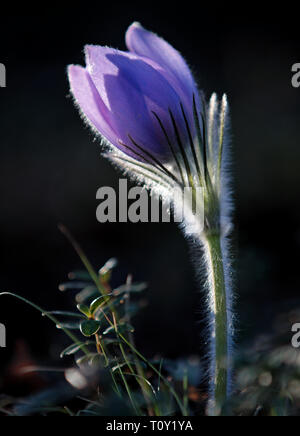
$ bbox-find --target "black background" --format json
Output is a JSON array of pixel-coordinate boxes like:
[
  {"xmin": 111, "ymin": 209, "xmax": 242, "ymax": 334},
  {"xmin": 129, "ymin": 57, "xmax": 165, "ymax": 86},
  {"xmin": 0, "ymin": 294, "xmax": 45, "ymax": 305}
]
[{"xmin": 0, "ymin": 5, "xmax": 300, "ymax": 394}]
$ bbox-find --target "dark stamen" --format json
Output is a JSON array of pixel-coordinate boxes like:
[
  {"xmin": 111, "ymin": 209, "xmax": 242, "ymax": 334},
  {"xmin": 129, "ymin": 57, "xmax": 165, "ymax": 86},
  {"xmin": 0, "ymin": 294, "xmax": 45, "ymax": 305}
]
[
  {"xmin": 119, "ymin": 140, "xmax": 155, "ymax": 166},
  {"xmin": 119, "ymin": 140, "xmax": 181, "ymax": 187},
  {"xmin": 169, "ymin": 108, "xmax": 193, "ymax": 188},
  {"xmin": 151, "ymin": 111, "xmax": 185, "ymax": 186},
  {"xmin": 180, "ymin": 102, "xmax": 202, "ymax": 185},
  {"xmin": 124, "ymin": 134, "xmax": 181, "ymax": 186},
  {"xmin": 193, "ymin": 94, "xmax": 207, "ymax": 182},
  {"xmin": 112, "ymin": 154, "xmax": 172, "ymax": 189}
]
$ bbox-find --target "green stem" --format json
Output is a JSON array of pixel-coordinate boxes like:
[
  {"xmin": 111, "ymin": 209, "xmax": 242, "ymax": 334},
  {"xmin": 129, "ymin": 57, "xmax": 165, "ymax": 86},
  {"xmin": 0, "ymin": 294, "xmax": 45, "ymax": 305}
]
[
  {"xmin": 58, "ymin": 224, "xmax": 106, "ymax": 296},
  {"xmin": 98, "ymin": 306, "xmax": 185, "ymax": 414},
  {"xmin": 204, "ymin": 233, "xmax": 228, "ymax": 413},
  {"xmin": 125, "ymin": 287, "xmax": 157, "ymax": 416},
  {"xmin": 101, "ymin": 340, "xmax": 122, "ymax": 397},
  {"xmin": 117, "ymin": 367, "xmax": 139, "ymax": 415},
  {"xmin": 183, "ymin": 367, "xmax": 189, "ymax": 416}
]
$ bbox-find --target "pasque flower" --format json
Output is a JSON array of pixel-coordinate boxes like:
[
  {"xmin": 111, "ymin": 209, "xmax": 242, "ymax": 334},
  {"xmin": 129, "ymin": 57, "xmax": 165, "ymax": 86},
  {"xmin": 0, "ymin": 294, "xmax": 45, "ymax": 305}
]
[
  {"xmin": 68, "ymin": 23, "xmax": 197, "ymax": 164},
  {"xmin": 68, "ymin": 23, "xmax": 234, "ymax": 415}
]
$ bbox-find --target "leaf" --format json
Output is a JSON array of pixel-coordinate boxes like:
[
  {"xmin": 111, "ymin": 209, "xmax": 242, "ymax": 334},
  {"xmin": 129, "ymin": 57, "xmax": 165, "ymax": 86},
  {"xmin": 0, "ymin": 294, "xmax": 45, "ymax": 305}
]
[
  {"xmin": 80, "ymin": 320, "xmax": 101, "ymax": 337},
  {"xmin": 111, "ymin": 360, "xmax": 147, "ymax": 373},
  {"xmin": 113, "ymin": 282, "xmax": 148, "ymax": 296},
  {"xmin": 56, "ymin": 322, "xmax": 80, "ymax": 330},
  {"xmin": 76, "ymin": 355, "xmax": 90, "ymax": 366},
  {"xmin": 59, "ymin": 282, "xmax": 91, "ymax": 292},
  {"xmin": 76, "ymin": 353, "xmax": 105, "ymax": 368},
  {"xmin": 90, "ymin": 296, "xmax": 111, "ymax": 315},
  {"xmin": 76, "ymin": 286, "xmax": 98, "ymax": 304},
  {"xmin": 93, "ymin": 294, "xmax": 128, "ymax": 315},
  {"xmin": 45, "ymin": 311, "xmax": 84, "ymax": 319},
  {"xmin": 111, "ymin": 362, "xmax": 133, "ymax": 373},
  {"xmin": 68, "ymin": 270, "xmax": 93, "ymax": 281},
  {"xmin": 60, "ymin": 342, "xmax": 93, "ymax": 358},
  {"xmin": 103, "ymin": 323, "xmax": 135, "ymax": 336},
  {"xmin": 77, "ymin": 304, "xmax": 91, "ymax": 318},
  {"xmin": 89, "ymin": 354, "xmax": 106, "ymax": 367},
  {"xmin": 100, "ymin": 258, "xmax": 118, "ymax": 274}
]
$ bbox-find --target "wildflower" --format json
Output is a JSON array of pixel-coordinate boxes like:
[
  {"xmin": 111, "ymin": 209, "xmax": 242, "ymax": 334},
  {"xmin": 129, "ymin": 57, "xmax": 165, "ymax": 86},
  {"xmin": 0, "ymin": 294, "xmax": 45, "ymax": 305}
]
[{"xmin": 68, "ymin": 22, "xmax": 234, "ymax": 414}]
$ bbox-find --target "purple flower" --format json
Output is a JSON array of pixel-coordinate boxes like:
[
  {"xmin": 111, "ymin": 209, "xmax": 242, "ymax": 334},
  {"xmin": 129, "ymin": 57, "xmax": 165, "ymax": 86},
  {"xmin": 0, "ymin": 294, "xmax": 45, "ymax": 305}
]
[
  {"xmin": 67, "ymin": 24, "xmax": 234, "ymax": 408},
  {"xmin": 68, "ymin": 22, "xmax": 200, "ymax": 166}
]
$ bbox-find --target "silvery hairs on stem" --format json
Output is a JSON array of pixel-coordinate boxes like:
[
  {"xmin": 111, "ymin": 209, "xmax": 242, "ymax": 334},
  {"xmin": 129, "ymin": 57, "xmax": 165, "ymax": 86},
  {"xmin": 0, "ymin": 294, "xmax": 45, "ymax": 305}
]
[{"xmin": 67, "ymin": 22, "xmax": 235, "ymax": 413}]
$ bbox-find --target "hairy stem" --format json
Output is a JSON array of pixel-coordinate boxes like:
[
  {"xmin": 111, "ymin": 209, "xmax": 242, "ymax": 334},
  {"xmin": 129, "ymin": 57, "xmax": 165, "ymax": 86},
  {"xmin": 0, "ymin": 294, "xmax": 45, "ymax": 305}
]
[{"xmin": 204, "ymin": 232, "xmax": 229, "ymax": 414}]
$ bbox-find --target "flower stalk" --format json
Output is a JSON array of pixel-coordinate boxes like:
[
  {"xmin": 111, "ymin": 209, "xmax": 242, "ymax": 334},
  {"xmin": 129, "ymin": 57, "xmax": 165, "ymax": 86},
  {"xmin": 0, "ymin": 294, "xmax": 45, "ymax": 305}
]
[{"xmin": 204, "ymin": 232, "xmax": 228, "ymax": 412}]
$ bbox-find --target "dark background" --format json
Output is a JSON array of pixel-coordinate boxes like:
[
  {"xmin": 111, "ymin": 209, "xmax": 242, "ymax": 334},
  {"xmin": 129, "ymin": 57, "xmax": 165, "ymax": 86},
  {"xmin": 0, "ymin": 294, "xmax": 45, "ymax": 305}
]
[{"xmin": 0, "ymin": 5, "xmax": 300, "ymax": 393}]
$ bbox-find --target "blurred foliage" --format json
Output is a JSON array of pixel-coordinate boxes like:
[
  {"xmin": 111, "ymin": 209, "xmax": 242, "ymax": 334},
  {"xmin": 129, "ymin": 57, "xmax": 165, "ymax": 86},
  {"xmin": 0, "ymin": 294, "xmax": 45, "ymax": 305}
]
[
  {"xmin": 1, "ymin": 232, "xmax": 300, "ymax": 416},
  {"xmin": 0, "ymin": 233, "xmax": 205, "ymax": 416}
]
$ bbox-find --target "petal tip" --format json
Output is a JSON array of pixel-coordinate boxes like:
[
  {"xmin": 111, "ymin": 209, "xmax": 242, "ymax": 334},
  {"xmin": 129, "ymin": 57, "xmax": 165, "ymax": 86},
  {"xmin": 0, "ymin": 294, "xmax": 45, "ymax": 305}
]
[
  {"xmin": 126, "ymin": 22, "xmax": 146, "ymax": 50},
  {"xmin": 84, "ymin": 44, "xmax": 93, "ymax": 61},
  {"xmin": 67, "ymin": 63, "xmax": 79, "ymax": 74},
  {"xmin": 67, "ymin": 64, "xmax": 85, "ymax": 85},
  {"xmin": 128, "ymin": 21, "xmax": 143, "ymax": 31},
  {"xmin": 84, "ymin": 45, "xmax": 101, "ymax": 73},
  {"xmin": 67, "ymin": 64, "xmax": 74, "ymax": 76}
]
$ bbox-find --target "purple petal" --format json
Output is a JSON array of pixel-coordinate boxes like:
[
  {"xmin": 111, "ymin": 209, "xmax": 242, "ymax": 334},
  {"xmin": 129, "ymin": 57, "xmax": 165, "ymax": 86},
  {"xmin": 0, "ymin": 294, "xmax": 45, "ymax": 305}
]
[
  {"xmin": 68, "ymin": 65, "xmax": 117, "ymax": 146},
  {"xmin": 126, "ymin": 23, "xmax": 198, "ymax": 108},
  {"xmin": 85, "ymin": 45, "xmax": 188, "ymax": 161}
]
